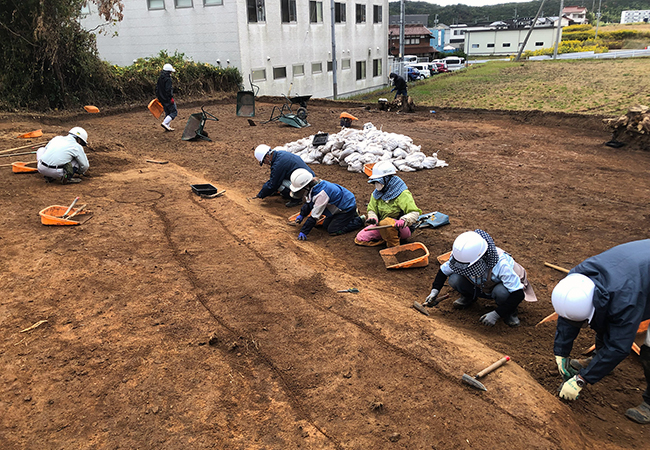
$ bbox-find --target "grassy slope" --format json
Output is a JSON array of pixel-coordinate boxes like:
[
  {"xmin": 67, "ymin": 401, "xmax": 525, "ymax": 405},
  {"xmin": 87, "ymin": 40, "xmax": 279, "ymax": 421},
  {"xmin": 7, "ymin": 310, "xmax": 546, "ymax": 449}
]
[{"xmin": 357, "ymin": 58, "xmax": 650, "ymax": 116}]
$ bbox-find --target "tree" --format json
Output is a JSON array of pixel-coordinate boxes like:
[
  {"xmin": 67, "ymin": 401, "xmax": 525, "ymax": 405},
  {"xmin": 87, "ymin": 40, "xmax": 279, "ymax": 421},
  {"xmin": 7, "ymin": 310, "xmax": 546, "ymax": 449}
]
[{"xmin": 0, "ymin": 0, "xmax": 124, "ymax": 109}]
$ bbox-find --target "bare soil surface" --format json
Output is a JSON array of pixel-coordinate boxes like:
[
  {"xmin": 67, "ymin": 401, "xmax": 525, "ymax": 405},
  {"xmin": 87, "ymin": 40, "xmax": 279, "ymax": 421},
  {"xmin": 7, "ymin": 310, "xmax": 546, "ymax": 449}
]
[{"xmin": 1, "ymin": 97, "xmax": 649, "ymax": 449}]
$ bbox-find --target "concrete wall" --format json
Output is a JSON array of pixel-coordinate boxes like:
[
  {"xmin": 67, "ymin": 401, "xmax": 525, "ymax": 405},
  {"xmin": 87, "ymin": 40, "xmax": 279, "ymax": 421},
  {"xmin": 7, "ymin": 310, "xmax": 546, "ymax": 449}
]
[
  {"xmin": 464, "ymin": 27, "xmax": 557, "ymax": 56},
  {"xmin": 82, "ymin": 0, "xmax": 388, "ymax": 99}
]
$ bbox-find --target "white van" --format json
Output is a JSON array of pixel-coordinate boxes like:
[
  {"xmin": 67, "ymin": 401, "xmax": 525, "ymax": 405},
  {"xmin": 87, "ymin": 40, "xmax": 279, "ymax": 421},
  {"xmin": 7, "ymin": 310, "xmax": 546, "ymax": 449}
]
[
  {"xmin": 406, "ymin": 63, "xmax": 431, "ymax": 78},
  {"xmin": 442, "ymin": 56, "xmax": 466, "ymax": 71},
  {"xmin": 403, "ymin": 55, "xmax": 418, "ymax": 64}
]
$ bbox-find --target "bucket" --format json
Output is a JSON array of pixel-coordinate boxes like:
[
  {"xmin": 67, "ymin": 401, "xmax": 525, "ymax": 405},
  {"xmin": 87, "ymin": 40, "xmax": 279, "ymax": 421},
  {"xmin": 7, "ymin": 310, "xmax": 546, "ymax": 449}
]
[
  {"xmin": 148, "ymin": 99, "xmax": 164, "ymax": 118},
  {"xmin": 379, "ymin": 242, "xmax": 430, "ymax": 269}
]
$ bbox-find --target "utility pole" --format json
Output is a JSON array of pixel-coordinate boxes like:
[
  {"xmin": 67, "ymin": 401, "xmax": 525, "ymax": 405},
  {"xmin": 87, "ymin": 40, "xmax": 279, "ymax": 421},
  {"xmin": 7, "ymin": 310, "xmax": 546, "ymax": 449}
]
[
  {"xmin": 330, "ymin": 0, "xmax": 337, "ymax": 99},
  {"xmin": 399, "ymin": 0, "xmax": 405, "ymax": 77},
  {"xmin": 515, "ymin": 0, "xmax": 546, "ymax": 61},
  {"xmin": 553, "ymin": 0, "xmax": 564, "ymax": 59},
  {"xmin": 594, "ymin": 0, "xmax": 602, "ymax": 38}
]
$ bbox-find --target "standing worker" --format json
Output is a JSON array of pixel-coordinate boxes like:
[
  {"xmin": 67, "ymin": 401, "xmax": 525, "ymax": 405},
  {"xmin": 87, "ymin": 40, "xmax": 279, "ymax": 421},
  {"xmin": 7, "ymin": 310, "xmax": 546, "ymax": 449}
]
[
  {"xmin": 422, "ymin": 229, "xmax": 536, "ymax": 327},
  {"xmin": 389, "ymin": 73, "xmax": 407, "ymax": 99},
  {"xmin": 551, "ymin": 239, "xmax": 650, "ymax": 424},
  {"xmin": 37, "ymin": 127, "xmax": 90, "ymax": 184},
  {"xmin": 156, "ymin": 63, "xmax": 177, "ymax": 132},
  {"xmin": 253, "ymin": 145, "xmax": 315, "ymax": 208},
  {"xmin": 354, "ymin": 161, "xmax": 421, "ymax": 248},
  {"xmin": 289, "ymin": 169, "xmax": 365, "ymax": 240}
]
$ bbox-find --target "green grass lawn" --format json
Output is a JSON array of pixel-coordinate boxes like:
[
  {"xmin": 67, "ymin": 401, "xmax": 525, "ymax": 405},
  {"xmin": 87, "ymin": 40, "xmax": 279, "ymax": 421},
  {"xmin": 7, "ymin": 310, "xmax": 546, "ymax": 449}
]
[{"xmin": 354, "ymin": 58, "xmax": 650, "ymax": 116}]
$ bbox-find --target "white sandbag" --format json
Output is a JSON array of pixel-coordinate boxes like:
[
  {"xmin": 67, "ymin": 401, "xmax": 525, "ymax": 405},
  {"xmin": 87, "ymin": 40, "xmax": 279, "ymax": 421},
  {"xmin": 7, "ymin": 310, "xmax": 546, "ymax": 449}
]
[
  {"xmin": 393, "ymin": 160, "xmax": 409, "ymax": 171},
  {"xmin": 322, "ymin": 153, "xmax": 337, "ymax": 165},
  {"xmin": 332, "ymin": 139, "xmax": 345, "ymax": 150},
  {"xmin": 399, "ymin": 165, "xmax": 417, "ymax": 172},
  {"xmin": 360, "ymin": 153, "xmax": 378, "ymax": 164},
  {"xmin": 363, "ymin": 122, "xmax": 376, "ymax": 131},
  {"xmin": 366, "ymin": 143, "xmax": 384, "ymax": 156},
  {"xmin": 422, "ymin": 156, "xmax": 438, "ymax": 169},
  {"xmin": 348, "ymin": 161, "xmax": 364, "ymax": 172},
  {"xmin": 380, "ymin": 151, "xmax": 393, "ymax": 160},
  {"xmin": 344, "ymin": 152, "xmax": 361, "ymax": 164},
  {"xmin": 392, "ymin": 148, "xmax": 408, "ymax": 159},
  {"xmin": 339, "ymin": 147, "xmax": 354, "ymax": 160}
]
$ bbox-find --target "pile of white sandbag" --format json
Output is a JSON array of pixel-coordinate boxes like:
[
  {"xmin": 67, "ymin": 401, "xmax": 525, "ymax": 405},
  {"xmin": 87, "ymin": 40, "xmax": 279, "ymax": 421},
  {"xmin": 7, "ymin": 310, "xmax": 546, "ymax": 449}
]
[{"xmin": 272, "ymin": 123, "xmax": 448, "ymax": 173}]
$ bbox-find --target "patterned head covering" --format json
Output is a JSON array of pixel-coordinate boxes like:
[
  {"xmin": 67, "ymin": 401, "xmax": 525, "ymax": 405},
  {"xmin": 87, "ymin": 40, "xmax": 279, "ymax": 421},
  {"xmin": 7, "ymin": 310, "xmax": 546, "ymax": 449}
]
[
  {"xmin": 372, "ymin": 175, "xmax": 408, "ymax": 201},
  {"xmin": 449, "ymin": 229, "xmax": 499, "ymax": 279}
]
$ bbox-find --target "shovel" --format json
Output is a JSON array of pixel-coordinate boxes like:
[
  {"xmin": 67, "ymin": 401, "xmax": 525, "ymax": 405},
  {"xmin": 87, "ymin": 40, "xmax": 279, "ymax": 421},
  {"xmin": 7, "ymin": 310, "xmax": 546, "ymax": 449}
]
[
  {"xmin": 337, "ymin": 288, "xmax": 359, "ymax": 293},
  {"xmin": 461, "ymin": 356, "xmax": 510, "ymax": 391}
]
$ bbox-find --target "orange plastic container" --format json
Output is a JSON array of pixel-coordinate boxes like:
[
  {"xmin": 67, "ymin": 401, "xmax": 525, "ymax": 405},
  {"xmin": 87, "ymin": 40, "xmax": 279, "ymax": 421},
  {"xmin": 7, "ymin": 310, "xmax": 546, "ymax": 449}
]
[
  {"xmin": 84, "ymin": 105, "xmax": 100, "ymax": 113},
  {"xmin": 17, "ymin": 129, "xmax": 43, "ymax": 139},
  {"xmin": 12, "ymin": 161, "xmax": 38, "ymax": 173},
  {"xmin": 363, "ymin": 163, "xmax": 375, "ymax": 177},
  {"xmin": 379, "ymin": 242, "xmax": 430, "ymax": 269},
  {"xmin": 288, "ymin": 212, "xmax": 325, "ymax": 226},
  {"xmin": 148, "ymin": 98, "xmax": 164, "ymax": 118},
  {"xmin": 437, "ymin": 251, "xmax": 451, "ymax": 265},
  {"xmin": 39, "ymin": 205, "xmax": 91, "ymax": 226},
  {"xmin": 339, "ymin": 112, "xmax": 359, "ymax": 121}
]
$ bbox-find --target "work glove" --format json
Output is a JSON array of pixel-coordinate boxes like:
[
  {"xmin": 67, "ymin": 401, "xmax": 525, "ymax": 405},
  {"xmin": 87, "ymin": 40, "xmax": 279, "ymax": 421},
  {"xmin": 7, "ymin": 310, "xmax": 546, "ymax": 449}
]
[
  {"xmin": 559, "ymin": 375, "xmax": 583, "ymax": 400},
  {"xmin": 295, "ymin": 214, "xmax": 304, "ymax": 224},
  {"xmin": 423, "ymin": 288, "xmax": 439, "ymax": 307},
  {"xmin": 555, "ymin": 355, "xmax": 579, "ymax": 381},
  {"xmin": 365, "ymin": 217, "xmax": 377, "ymax": 225},
  {"xmin": 479, "ymin": 311, "xmax": 501, "ymax": 326},
  {"xmin": 393, "ymin": 219, "xmax": 406, "ymax": 229},
  {"xmin": 298, "ymin": 232, "xmax": 307, "ymax": 241}
]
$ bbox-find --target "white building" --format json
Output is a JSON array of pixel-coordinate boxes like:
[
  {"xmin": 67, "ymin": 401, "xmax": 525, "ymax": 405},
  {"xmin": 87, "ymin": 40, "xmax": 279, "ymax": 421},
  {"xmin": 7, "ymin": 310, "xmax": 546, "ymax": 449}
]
[
  {"xmin": 464, "ymin": 20, "xmax": 558, "ymax": 56},
  {"xmin": 621, "ymin": 10, "xmax": 650, "ymax": 24},
  {"xmin": 82, "ymin": 0, "xmax": 389, "ymax": 99},
  {"xmin": 562, "ymin": 6, "xmax": 588, "ymax": 25}
]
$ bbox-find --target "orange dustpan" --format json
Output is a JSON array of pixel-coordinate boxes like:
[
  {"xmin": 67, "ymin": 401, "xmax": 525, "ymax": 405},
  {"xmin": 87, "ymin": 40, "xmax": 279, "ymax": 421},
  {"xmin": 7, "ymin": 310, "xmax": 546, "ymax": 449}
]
[
  {"xmin": 148, "ymin": 99, "xmax": 164, "ymax": 118},
  {"xmin": 339, "ymin": 112, "xmax": 359, "ymax": 121},
  {"xmin": 17, "ymin": 129, "xmax": 43, "ymax": 139},
  {"xmin": 12, "ymin": 161, "xmax": 38, "ymax": 173},
  {"xmin": 84, "ymin": 105, "xmax": 100, "ymax": 113}
]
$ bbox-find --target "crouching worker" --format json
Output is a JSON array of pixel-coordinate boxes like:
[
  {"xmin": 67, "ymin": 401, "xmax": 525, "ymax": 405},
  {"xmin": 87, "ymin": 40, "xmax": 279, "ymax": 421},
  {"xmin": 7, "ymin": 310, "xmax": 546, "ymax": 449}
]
[
  {"xmin": 423, "ymin": 229, "xmax": 536, "ymax": 327},
  {"xmin": 37, "ymin": 127, "xmax": 89, "ymax": 184},
  {"xmin": 551, "ymin": 239, "xmax": 650, "ymax": 424},
  {"xmin": 354, "ymin": 161, "xmax": 421, "ymax": 248},
  {"xmin": 253, "ymin": 144, "xmax": 315, "ymax": 207},
  {"xmin": 290, "ymin": 169, "xmax": 365, "ymax": 240}
]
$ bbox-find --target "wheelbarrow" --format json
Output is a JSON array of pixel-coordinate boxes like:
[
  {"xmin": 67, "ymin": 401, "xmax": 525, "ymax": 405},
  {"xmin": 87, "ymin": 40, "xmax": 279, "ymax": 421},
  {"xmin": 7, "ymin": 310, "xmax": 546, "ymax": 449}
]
[
  {"xmin": 182, "ymin": 106, "xmax": 219, "ymax": 142},
  {"xmin": 262, "ymin": 93, "xmax": 312, "ymax": 128},
  {"xmin": 237, "ymin": 75, "xmax": 259, "ymax": 117}
]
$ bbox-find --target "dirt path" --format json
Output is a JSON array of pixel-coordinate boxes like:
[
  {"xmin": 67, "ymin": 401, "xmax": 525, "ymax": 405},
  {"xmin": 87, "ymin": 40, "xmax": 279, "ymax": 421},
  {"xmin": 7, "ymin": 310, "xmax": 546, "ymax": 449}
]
[{"xmin": 1, "ymin": 98, "xmax": 649, "ymax": 449}]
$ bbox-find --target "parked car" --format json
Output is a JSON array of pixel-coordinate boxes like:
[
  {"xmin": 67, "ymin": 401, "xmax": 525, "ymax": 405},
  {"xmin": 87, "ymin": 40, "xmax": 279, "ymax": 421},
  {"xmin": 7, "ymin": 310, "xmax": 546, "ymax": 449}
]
[
  {"xmin": 406, "ymin": 63, "xmax": 431, "ymax": 78},
  {"xmin": 441, "ymin": 56, "xmax": 466, "ymax": 71},
  {"xmin": 431, "ymin": 62, "xmax": 450, "ymax": 74},
  {"xmin": 406, "ymin": 66, "xmax": 422, "ymax": 81}
]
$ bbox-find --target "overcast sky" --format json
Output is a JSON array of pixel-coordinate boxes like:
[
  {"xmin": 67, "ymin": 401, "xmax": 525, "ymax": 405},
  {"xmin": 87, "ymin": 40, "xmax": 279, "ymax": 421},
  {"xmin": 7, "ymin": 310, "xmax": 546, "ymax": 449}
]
[{"xmin": 420, "ymin": 0, "xmax": 535, "ymax": 6}]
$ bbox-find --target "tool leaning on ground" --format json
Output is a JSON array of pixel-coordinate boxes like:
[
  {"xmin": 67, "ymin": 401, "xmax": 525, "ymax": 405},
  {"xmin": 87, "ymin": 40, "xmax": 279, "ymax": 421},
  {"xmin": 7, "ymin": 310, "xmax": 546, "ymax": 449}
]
[
  {"xmin": 337, "ymin": 288, "xmax": 359, "ymax": 293},
  {"xmin": 413, "ymin": 293, "xmax": 451, "ymax": 316},
  {"xmin": 461, "ymin": 356, "xmax": 511, "ymax": 391}
]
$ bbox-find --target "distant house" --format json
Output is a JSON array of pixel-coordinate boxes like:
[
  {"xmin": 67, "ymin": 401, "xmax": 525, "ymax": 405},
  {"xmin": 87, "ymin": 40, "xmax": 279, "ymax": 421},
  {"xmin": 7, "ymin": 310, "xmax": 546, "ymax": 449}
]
[
  {"xmin": 81, "ymin": 0, "xmax": 389, "ymax": 99},
  {"xmin": 429, "ymin": 24, "xmax": 450, "ymax": 53},
  {"xmin": 388, "ymin": 24, "xmax": 435, "ymax": 59},
  {"xmin": 621, "ymin": 10, "xmax": 650, "ymax": 23},
  {"xmin": 563, "ymin": 6, "xmax": 588, "ymax": 25},
  {"xmin": 463, "ymin": 18, "xmax": 559, "ymax": 56}
]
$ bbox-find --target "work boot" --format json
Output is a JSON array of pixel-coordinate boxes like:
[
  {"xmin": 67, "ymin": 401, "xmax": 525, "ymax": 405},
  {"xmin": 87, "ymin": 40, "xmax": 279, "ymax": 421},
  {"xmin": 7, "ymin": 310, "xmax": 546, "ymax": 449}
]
[
  {"xmin": 161, "ymin": 123, "xmax": 174, "ymax": 132},
  {"xmin": 453, "ymin": 296, "xmax": 475, "ymax": 309},
  {"xmin": 44, "ymin": 176, "xmax": 55, "ymax": 183},
  {"xmin": 570, "ymin": 356, "xmax": 594, "ymax": 371},
  {"xmin": 625, "ymin": 402, "xmax": 650, "ymax": 424},
  {"xmin": 504, "ymin": 312, "xmax": 521, "ymax": 327},
  {"xmin": 285, "ymin": 198, "xmax": 301, "ymax": 208}
]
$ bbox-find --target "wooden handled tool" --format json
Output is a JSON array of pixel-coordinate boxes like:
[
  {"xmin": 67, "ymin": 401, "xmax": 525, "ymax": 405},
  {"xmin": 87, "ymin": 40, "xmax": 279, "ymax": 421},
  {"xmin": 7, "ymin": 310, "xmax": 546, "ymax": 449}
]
[
  {"xmin": 62, "ymin": 197, "xmax": 80, "ymax": 218},
  {"xmin": 461, "ymin": 356, "xmax": 510, "ymax": 391},
  {"xmin": 66, "ymin": 204, "xmax": 86, "ymax": 220}
]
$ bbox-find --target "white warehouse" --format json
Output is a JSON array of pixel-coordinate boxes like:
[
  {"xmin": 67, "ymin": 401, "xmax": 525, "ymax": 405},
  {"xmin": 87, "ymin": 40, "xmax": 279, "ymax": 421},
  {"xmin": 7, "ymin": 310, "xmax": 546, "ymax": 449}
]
[
  {"xmin": 82, "ymin": 0, "xmax": 389, "ymax": 99},
  {"xmin": 464, "ymin": 23, "xmax": 558, "ymax": 56}
]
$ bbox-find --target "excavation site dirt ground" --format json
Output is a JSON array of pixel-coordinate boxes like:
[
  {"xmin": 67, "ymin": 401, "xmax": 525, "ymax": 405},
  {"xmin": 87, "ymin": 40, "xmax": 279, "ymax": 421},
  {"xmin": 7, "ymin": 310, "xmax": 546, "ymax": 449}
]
[{"xmin": 1, "ymin": 97, "xmax": 649, "ymax": 449}]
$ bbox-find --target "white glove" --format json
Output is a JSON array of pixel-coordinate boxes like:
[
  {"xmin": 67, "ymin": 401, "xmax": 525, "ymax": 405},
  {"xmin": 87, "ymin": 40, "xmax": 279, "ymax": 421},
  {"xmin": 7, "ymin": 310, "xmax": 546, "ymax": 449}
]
[
  {"xmin": 423, "ymin": 289, "xmax": 439, "ymax": 307},
  {"xmin": 480, "ymin": 311, "xmax": 501, "ymax": 326}
]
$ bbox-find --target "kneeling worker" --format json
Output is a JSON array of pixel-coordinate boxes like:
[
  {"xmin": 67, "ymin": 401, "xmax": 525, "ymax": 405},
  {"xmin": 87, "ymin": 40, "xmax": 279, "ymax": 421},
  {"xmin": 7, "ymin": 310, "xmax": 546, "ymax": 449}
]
[
  {"xmin": 551, "ymin": 239, "xmax": 650, "ymax": 424},
  {"xmin": 37, "ymin": 127, "xmax": 89, "ymax": 184},
  {"xmin": 253, "ymin": 144, "xmax": 315, "ymax": 207},
  {"xmin": 290, "ymin": 169, "xmax": 364, "ymax": 240}
]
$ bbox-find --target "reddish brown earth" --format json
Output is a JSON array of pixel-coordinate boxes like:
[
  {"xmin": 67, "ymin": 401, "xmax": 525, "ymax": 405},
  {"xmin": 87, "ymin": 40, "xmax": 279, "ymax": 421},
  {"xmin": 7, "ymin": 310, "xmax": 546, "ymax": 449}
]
[{"xmin": 1, "ymin": 97, "xmax": 649, "ymax": 449}]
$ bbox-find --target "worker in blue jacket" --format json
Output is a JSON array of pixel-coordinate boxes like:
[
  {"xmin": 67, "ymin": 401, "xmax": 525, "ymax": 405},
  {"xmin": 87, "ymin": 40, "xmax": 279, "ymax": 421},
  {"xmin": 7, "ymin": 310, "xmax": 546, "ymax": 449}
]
[
  {"xmin": 289, "ymin": 169, "xmax": 364, "ymax": 240},
  {"xmin": 551, "ymin": 239, "xmax": 650, "ymax": 424},
  {"xmin": 253, "ymin": 145, "xmax": 315, "ymax": 207}
]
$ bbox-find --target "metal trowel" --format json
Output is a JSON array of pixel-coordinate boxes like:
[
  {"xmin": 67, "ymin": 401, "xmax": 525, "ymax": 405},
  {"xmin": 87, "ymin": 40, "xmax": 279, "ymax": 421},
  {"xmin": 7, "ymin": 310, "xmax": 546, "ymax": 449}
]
[{"xmin": 461, "ymin": 356, "xmax": 510, "ymax": 391}]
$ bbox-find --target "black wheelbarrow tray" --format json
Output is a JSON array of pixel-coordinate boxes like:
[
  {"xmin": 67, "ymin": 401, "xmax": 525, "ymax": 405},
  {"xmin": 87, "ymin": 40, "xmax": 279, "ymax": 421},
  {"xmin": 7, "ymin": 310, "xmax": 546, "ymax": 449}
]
[{"xmin": 182, "ymin": 106, "xmax": 219, "ymax": 142}]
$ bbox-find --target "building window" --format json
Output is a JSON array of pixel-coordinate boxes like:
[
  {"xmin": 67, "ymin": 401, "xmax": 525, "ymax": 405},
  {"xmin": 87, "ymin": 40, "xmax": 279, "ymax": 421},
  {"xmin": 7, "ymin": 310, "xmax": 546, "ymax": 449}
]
[
  {"xmin": 487, "ymin": 43, "xmax": 495, "ymax": 48},
  {"xmin": 502, "ymin": 42, "xmax": 511, "ymax": 47},
  {"xmin": 251, "ymin": 69, "xmax": 266, "ymax": 81},
  {"xmin": 356, "ymin": 60, "xmax": 366, "ymax": 80},
  {"xmin": 356, "ymin": 4, "xmax": 366, "ymax": 23},
  {"xmin": 327, "ymin": 61, "xmax": 333, "ymax": 71},
  {"xmin": 310, "ymin": 1, "xmax": 323, "ymax": 23},
  {"xmin": 335, "ymin": 2, "xmax": 346, "ymax": 23},
  {"xmin": 175, "ymin": 0, "xmax": 192, "ymax": 7},
  {"xmin": 471, "ymin": 43, "xmax": 479, "ymax": 48},
  {"xmin": 273, "ymin": 67, "xmax": 287, "ymax": 79},
  {"xmin": 148, "ymin": 0, "xmax": 165, "ymax": 10},
  {"xmin": 204, "ymin": 0, "xmax": 223, "ymax": 5},
  {"xmin": 293, "ymin": 64, "xmax": 305, "ymax": 76},
  {"xmin": 342, "ymin": 59, "xmax": 351, "ymax": 70},
  {"xmin": 312, "ymin": 62, "xmax": 323, "ymax": 73},
  {"xmin": 247, "ymin": 0, "xmax": 266, "ymax": 23},
  {"xmin": 535, "ymin": 41, "xmax": 544, "ymax": 46},
  {"xmin": 373, "ymin": 58, "xmax": 382, "ymax": 77},
  {"xmin": 281, "ymin": 0, "xmax": 297, "ymax": 23},
  {"xmin": 373, "ymin": 5, "xmax": 382, "ymax": 23}
]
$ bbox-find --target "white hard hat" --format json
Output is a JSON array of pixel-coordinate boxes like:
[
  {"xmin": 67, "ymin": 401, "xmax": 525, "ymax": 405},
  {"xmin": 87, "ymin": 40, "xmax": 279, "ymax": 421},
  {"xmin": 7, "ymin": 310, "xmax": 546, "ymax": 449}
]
[
  {"xmin": 451, "ymin": 231, "xmax": 488, "ymax": 265},
  {"xmin": 254, "ymin": 144, "xmax": 271, "ymax": 166},
  {"xmin": 552, "ymin": 273, "xmax": 596, "ymax": 323},
  {"xmin": 290, "ymin": 168, "xmax": 314, "ymax": 192},
  {"xmin": 163, "ymin": 63, "xmax": 175, "ymax": 72},
  {"xmin": 368, "ymin": 161, "xmax": 397, "ymax": 183},
  {"xmin": 68, "ymin": 127, "xmax": 88, "ymax": 146}
]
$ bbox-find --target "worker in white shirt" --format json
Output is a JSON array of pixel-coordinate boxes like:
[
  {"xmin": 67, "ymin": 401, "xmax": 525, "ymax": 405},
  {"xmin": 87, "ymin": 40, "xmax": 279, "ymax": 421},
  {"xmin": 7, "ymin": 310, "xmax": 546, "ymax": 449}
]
[{"xmin": 37, "ymin": 127, "xmax": 90, "ymax": 184}]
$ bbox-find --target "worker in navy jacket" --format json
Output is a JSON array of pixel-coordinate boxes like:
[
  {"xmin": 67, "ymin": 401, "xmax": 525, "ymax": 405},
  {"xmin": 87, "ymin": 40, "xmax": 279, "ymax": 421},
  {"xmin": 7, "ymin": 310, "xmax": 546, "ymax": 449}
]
[
  {"xmin": 551, "ymin": 239, "xmax": 650, "ymax": 424},
  {"xmin": 289, "ymin": 169, "xmax": 364, "ymax": 240},
  {"xmin": 253, "ymin": 145, "xmax": 315, "ymax": 207}
]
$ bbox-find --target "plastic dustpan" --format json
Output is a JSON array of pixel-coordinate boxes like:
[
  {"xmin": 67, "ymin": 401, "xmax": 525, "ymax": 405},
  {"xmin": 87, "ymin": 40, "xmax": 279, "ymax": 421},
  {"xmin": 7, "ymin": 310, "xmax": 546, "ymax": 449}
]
[
  {"xmin": 17, "ymin": 129, "xmax": 43, "ymax": 139},
  {"xmin": 12, "ymin": 161, "xmax": 38, "ymax": 173},
  {"xmin": 416, "ymin": 211, "xmax": 450, "ymax": 229},
  {"xmin": 39, "ymin": 205, "xmax": 92, "ymax": 226},
  {"xmin": 379, "ymin": 242, "xmax": 430, "ymax": 269},
  {"xmin": 148, "ymin": 98, "xmax": 164, "ymax": 118},
  {"xmin": 288, "ymin": 212, "xmax": 325, "ymax": 226}
]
